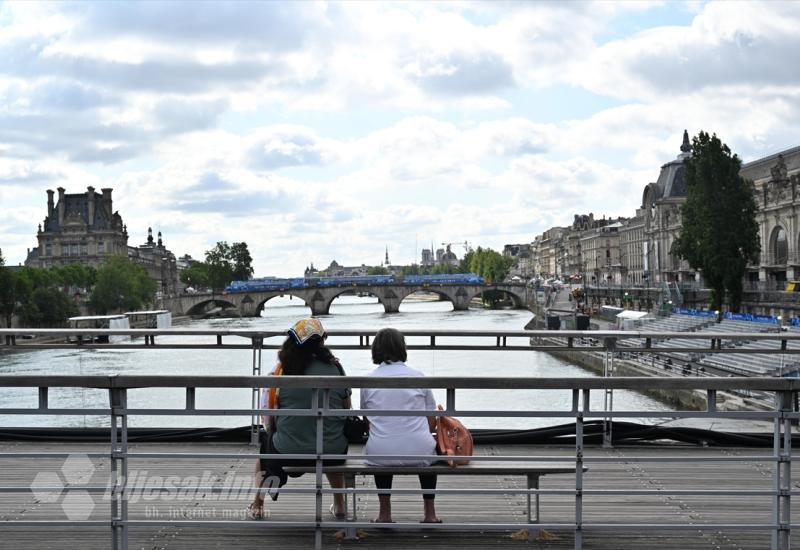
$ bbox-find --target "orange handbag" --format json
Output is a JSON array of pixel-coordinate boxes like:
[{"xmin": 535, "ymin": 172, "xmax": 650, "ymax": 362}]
[{"xmin": 435, "ymin": 404, "xmax": 473, "ymax": 466}]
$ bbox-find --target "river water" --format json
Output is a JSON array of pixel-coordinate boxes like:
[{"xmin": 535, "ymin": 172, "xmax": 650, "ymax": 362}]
[{"xmin": 0, "ymin": 295, "xmax": 698, "ymax": 430}]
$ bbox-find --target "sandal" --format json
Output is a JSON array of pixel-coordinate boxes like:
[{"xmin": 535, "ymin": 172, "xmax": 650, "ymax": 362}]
[{"xmin": 247, "ymin": 501, "xmax": 264, "ymax": 520}]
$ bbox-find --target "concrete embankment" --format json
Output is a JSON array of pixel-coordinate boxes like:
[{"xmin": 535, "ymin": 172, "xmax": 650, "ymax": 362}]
[
  {"xmin": 526, "ymin": 296, "xmax": 766, "ymax": 413},
  {"xmin": 542, "ymin": 341, "xmax": 707, "ymax": 410}
]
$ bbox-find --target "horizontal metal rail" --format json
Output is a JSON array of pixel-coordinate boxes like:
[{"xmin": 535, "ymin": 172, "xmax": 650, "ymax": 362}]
[{"xmin": 0, "ymin": 329, "xmax": 795, "ymax": 550}]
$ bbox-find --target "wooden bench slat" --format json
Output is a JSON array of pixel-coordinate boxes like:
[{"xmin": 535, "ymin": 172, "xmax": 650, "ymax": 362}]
[{"xmin": 283, "ymin": 462, "xmax": 581, "ymax": 476}]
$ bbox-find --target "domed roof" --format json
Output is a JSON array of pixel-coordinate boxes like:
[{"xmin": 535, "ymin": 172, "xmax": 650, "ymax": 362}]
[{"xmin": 642, "ymin": 130, "xmax": 692, "ymax": 207}]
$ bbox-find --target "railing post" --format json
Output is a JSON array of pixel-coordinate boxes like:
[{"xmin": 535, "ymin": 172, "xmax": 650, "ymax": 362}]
[
  {"xmin": 603, "ymin": 337, "xmax": 616, "ymax": 448},
  {"xmin": 250, "ymin": 336, "xmax": 263, "ymax": 447},
  {"xmin": 773, "ymin": 390, "xmax": 792, "ymax": 550},
  {"xmin": 313, "ymin": 387, "xmax": 324, "ymax": 550},
  {"xmin": 575, "ymin": 388, "xmax": 587, "ymax": 550},
  {"xmin": 110, "ymin": 387, "xmax": 129, "ymax": 550}
]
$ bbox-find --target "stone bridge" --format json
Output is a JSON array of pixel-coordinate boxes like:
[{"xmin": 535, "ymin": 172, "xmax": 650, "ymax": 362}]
[{"xmin": 165, "ymin": 283, "xmax": 530, "ymax": 317}]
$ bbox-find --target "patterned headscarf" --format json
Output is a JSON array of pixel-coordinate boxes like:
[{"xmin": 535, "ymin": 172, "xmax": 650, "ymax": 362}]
[{"xmin": 288, "ymin": 317, "xmax": 326, "ymax": 345}]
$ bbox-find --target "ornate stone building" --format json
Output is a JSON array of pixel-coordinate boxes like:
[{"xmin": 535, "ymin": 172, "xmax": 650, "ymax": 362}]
[
  {"xmin": 641, "ymin": 131, "xmax": 697, "ymax": 284},
  {"xmin": 528, "ymin": 132, "xmax": 800, "ymax": 296},
  {"xmin": 617, "ymin": 209, "xmax": 646, "ymax": 285},
  {"xmin": 740, "ymin": 147, "xmax": 800, "ymax": 285},
  {"xmin": 25, "ymin": 187, "xmax": 180, "ymax": 296},
  {"xmin": 26, "ymin": 187, "xmax": 128, "ymax": 268}
]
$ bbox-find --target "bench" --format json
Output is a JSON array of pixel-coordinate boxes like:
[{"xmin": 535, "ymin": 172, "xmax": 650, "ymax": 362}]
[{"xmin": 284, "ymin": 462, "xmax": 582, "ymax": 538}]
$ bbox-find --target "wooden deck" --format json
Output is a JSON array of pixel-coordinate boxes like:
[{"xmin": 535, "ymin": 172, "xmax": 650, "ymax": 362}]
[{"xmin": 0, "ymin": 441, "xmax": 791, "ymax": 549}]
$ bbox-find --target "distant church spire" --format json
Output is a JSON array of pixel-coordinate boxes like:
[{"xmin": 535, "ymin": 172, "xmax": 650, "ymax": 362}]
[
  {"xmin": 385, "ymin": 246, "xmax": 390, "ymax": 266},
  {"xmin": 680, "ymin": 129, "xmax": 692, "ymax": 153}
]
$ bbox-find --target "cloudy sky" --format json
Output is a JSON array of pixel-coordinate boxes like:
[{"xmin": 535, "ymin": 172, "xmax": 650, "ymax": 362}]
[{"xmin": 1, "ymin": 1, "xmax": 799, "ymax": 276}]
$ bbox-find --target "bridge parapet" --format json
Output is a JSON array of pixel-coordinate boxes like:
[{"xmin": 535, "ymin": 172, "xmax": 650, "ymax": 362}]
[{"xmin": 165, "ymin": 283, "xmax": 529, "ymax": 318}]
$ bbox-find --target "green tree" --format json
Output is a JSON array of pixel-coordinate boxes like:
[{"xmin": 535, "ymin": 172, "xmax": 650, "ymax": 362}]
[
  {"xmin": 22, "ymin": 287, "xmax": 78, "ymax": 327},
  {"xmin": 55, "ymin": 263, "xmax": 96, "ymax": 290},
  {"xmin": 468, "ymin": 247, "xmax": 513, "ymax": 283},
  {"xmin": 204, "ymin": 241, "xmax": 234, "ymax": 290},
  {"xmin": 185, "ymin": 241, "xmax": 254, "ymax": 291},
  {"xmin": 672, "ymin": 131, "xmax": 760, "ymax": 317},
  {"xmin": 0, "ymin": 268, "xmax": 33, "ymax": 328},
  {"xmin": 89, "ymin": 256, "xmax": 157, "ymax": 314},
  {"xmin": 179, "ymin": 262, "xmax": 210, "ymax": 289},
  {"xmin": 367, "ymin": 266, "xmax": 389, "ymax": 275},
  {"xmin": 230, "ymin": 242, "xmax": 254, "ymax": 281}
]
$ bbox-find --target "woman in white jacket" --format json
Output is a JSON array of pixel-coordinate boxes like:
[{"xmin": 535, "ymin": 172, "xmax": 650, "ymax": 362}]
[{"xmin": 360, "ymin": 328, "xmax": 440, "ymax": 524}]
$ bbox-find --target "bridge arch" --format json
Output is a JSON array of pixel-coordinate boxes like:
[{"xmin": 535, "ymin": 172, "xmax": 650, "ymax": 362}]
[
  {"xmin": 319, "ymin": 288, "xmax": 390, "ymax": 315},
  {"xmin": 463, "ymin": 286, "xmax": 527, "ymax": 309},
  {"xmin": 185, "ymin": 298, "xmax": 239, "ymax": 318},
  {"xmin": 255, "ymin": 293, "xmax": 311, "ymax": 317},
  {"xmin": 398, "ymin": 289, "xmax": 457, "ymax": 311}
]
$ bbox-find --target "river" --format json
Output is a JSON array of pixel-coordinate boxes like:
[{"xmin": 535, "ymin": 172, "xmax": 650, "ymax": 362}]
[{"xmin": 0, "ymin": 295, "xmax": 690, "ymax": 430}]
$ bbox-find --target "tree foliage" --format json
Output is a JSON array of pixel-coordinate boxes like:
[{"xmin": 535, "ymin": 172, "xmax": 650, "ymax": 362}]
[
  {"xmin": 672, "ymin": 131, "xmax": 760, "ymax": 316},
  {"xmin": 179, "ymin": 261, "xmax": 210, "ymax": 289},
  {"xmin": 181, "ymin": 241, "xmax": 254, "ymax": 291},
  {"xmin": 0, "ymin": 263, "xmax": 32, "ymax": 328},
  {"xmin": 468, "ymin": 247, "xmax": 514, "ymax": 283},
  {"xmin": 229, "ymin": 242, "xmax": 254, "ymax": 281},
  {"xmin": 22, "ymin": 287, "xmax": 78, "ymax": 327},
  {"xmin": 0, "ymin": 257, "xmax": 81, "ymax": 327},
  {"xmin": 367, "ymin": 265, "xmax": 389, "ymax": 275},
  {"xmin": 89, "ymin": 256, "xmax": 157, "ymax": 314}
]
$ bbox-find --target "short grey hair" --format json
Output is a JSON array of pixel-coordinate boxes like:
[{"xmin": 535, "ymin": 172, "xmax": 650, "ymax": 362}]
[{"xmin": 371, "ymin": 328, "xmax": 407, "ymax": 364}]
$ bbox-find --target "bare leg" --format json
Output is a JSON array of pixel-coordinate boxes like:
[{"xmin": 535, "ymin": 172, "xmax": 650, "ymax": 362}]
[
  {"xmin": 326, "ymin": 473, "xmax": 346, "ymax": 517},
  {"xmin": 373, "ymin": 475, "xmax": 393, "ymax": 522},
  {"xmin": 249, "ymin": 461, "xmax": 265, "ymax": 518},
  {"xmin": 420, "ymin": 474, "xmax": 439, "ymax": 523},
  {"xmin": 376, "ymin": 495, "xmax": 392, "ymax": 522},
  {"xmin": 422, "ymin": 499, "xmax": 439, "ymax": 523}
]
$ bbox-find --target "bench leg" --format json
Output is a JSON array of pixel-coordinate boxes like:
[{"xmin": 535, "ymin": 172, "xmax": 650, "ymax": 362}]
[
  {"xmin": 344, "ymin": 474, "xmax": 358, "ymax": 540},
  {"xmin": 527, "ymin": 475, "xmax": 540, "ymax": 524}
]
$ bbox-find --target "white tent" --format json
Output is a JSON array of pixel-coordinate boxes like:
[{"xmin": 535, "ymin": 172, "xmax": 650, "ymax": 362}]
[{"xmin": 615, "ymin": 310, "xmax": 651, "ymax": 330}]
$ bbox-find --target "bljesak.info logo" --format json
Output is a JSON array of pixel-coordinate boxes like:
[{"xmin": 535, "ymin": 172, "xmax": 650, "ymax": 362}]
[{"xmin": 30, "ymin": 453, "xmax": 279, "ymax": 520}]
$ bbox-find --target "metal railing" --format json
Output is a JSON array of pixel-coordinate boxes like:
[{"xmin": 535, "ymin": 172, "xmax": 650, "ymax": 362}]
[{"xmin": 0, "ymin": 329, "xmax": 799, "ymax": 550}]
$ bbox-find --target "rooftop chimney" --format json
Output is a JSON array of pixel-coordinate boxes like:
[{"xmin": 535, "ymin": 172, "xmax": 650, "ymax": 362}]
[
  {"xmin": 101, "ymin": 188, "xmax": 113, "ymax": 218},
  {"xmin": 87, "ymin": 186, "xmax": 95, "ymax": 226},
  {"xmin": 57, "ymin": 187, "xmax": 65, "ymax": 225},
  {"xmin": 46, "ymin": 189, "xmax": 54, "ymax": 218}
]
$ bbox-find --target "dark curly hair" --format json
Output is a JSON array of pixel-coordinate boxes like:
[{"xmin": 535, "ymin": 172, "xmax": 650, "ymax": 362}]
[{"xmin": 278, "ymin": 335, "xmax": 339, "ymax": 375}]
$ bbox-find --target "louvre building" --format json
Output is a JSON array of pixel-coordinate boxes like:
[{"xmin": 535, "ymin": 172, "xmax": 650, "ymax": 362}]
[{"xmin": 25, "ymin": 187, "xmax": 179, "ymax": 296}]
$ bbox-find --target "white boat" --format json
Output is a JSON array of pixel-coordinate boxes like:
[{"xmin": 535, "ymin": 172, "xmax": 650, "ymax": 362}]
[
  {"xmin": 67, "ymin": 315, "xmax": 130, "ymax": 343},
  {"xmin": 124, "ymin": 310, "xmax": 172, "ymax": 329}
]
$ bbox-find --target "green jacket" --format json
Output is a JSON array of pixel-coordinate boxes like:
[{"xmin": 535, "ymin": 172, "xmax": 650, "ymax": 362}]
[{"xmin": 272, "ymin": 359, "xmax": 350, "ymax": 455}]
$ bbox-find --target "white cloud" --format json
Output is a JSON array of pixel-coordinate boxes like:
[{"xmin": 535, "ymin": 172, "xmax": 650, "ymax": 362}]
[{"xmin": 1, "ymin": 1, "xmax": 798, "ymax": 275}]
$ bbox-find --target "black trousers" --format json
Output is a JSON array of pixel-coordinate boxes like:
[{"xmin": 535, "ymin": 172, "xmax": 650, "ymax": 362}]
[
  {"xmin": 374, "ymin": 474, "xmax": 437, "ymax": 500},
  {"xmin": 259, "ymin": 429, "xmax": 346, "ymax": 491}
]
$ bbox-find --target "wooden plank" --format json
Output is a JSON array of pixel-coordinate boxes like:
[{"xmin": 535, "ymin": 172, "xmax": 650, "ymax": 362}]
[{"xmin": 0, "ymin": 441, "xmax": 789, "ymax": 549}]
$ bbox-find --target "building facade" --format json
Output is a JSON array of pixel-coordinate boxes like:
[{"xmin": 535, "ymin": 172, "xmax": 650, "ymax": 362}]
[
  {"xmin": 25, "ymin": 187, "xmax": 180, "ymax": 296},
  {"xmin": 526, "ymin": 132, "xmax": 800, "ymax": 293},
  {"xmin": 26, "ymin": 187, "xmax": 128, "ymax": 268},
  {"xmin": 740, "ymin": 148, "xmax": 800, "ymax": 286}
]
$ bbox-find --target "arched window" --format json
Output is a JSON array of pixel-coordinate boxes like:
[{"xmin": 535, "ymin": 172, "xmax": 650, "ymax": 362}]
[{"xmin": 771, "ymin": 227, "xmax": 788, "ymax": 264}]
